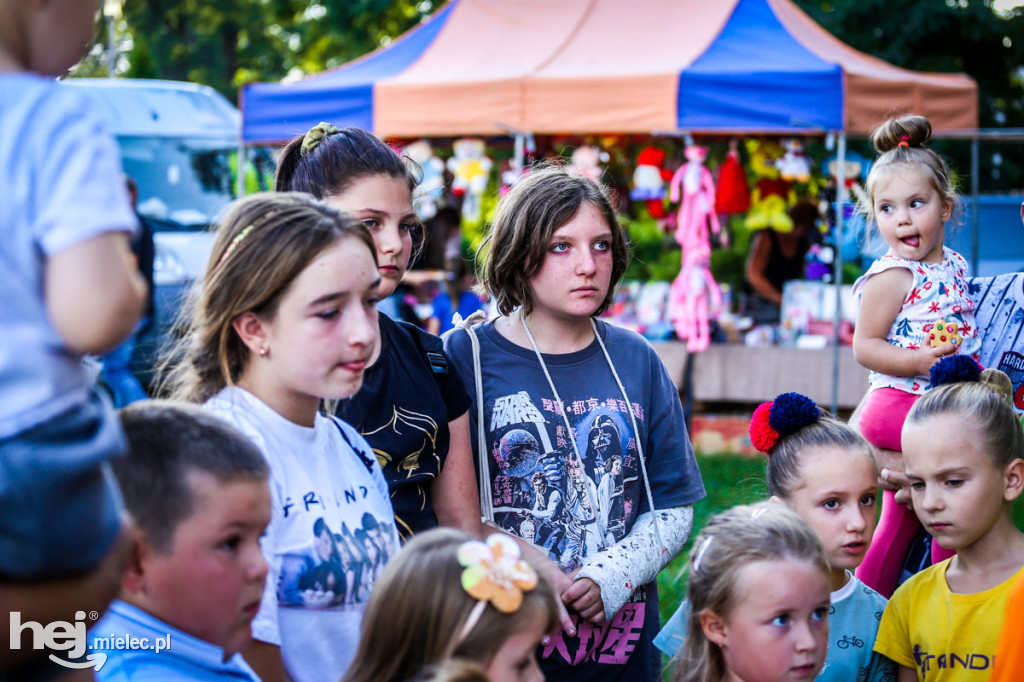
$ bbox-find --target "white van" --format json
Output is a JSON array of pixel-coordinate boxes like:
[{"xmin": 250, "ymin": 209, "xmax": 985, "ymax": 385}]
[{"xmin": 62, "ymin": 78, "xmax": 274, "ymax": 386}]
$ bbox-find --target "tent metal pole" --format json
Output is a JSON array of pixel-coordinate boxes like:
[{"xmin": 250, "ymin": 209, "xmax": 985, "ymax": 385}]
[
  {"xmin": 970, "ymin": 137, "xmax": 980, "ymax": 274},
  {"xmin": 237, "ymin": 141, "xmax": 247, "ymax": 199},
  {"xmin": 831, "ymin": 133, "xmax": 847, "ymax": 415}
]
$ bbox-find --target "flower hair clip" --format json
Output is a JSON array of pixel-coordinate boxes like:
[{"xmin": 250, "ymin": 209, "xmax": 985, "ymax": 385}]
[
  {"xmin": 749, "ymin": 392, "xmax": 821, "ymax": 454},
  {"xmin": 455, "ymin": 535, "xmax": 538, "ymax": 642}
]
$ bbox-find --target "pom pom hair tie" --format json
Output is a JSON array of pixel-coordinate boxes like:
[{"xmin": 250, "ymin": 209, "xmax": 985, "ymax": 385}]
[
  {"xmin": 748, "ymin": 392, "xmax": 821, "ymax": 454},
  {"xmin": 930, "ymin": 355, "xmax": 983, "ymax": 387},
  {"xmin": 454, "ymin": 535, "xmax": 539, "ymax": 644}
]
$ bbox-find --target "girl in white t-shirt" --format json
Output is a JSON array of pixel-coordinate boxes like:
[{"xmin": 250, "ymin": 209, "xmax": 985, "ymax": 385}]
[{"xmin": 161, "ymin": 192, "xmax": 400, "ymax": 682}]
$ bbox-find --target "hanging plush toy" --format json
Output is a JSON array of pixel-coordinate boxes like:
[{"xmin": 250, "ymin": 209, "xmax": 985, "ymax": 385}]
[
  {"xmin": 447, "ymin": 138, "xmax": 493, "ymax": 223},
  {"xmin": 403, "ymin": 140, "xmax": 445, "ymax": 220},
  {"xmin": 776, "ymin": 138, "xmax": 812, "ymax": 183},
  {"xmin": 715, "ymin": 139, "xmax": 750, "ymax": 216},
  {"xmin": 670, "ymin": 237, "xmax": 722, "ymax": 353},
  {"xmin": 744, "ymin": 139, "xmax": 795, "ymax": 233},
  {"xmin": 568, "ymin": 145, "xmax": 604, "ymax": 181},
  {"xmin": 630, "ymin": 146, "xmax": 672, "ymax": 218},
  {"xmin": 670, "ymin": 144, "xmax": 726, "ymax": 251}
]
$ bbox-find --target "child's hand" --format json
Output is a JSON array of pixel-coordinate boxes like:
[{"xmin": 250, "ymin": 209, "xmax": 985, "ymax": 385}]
[
  {"xmin": 914, "ymin": 342, "xmax": 957, "ymax": 377},
  {"xmin": 543, "ymin": 563, "xmax": 578, "ymax": 636},
  {"xmin": 880, "ymin": 468, "xmax": 914, "ymax": 510},
  {"xmin": 562, "ymin": 574, "xmax": 606, "ymax": 624}
]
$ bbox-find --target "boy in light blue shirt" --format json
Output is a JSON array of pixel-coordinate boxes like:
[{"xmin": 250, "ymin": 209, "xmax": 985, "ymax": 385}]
[{"xmin": 91, "ymin": 402, "xmax": 271, "ymax": 681}]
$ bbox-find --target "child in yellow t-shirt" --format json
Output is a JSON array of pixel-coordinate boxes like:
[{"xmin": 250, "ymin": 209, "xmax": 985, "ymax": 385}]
[{"xmin": 874, "ymin": 357, "xmax": 1024, "ymax": 681}]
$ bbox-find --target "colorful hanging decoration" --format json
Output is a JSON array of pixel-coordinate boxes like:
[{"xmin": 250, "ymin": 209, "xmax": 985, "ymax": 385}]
[
  {"xmin": 403, "ymin": 140, "xmax": 445, "ymax": 220},
  {"xmin": 630, "ymin": 146, "xmax": 672, "ymax": 218},
  {"xmin": 448, "ymin": 138, "xmax": 493, "ymax": 223},
  {"xmin": 744, "ymin": 139, "xmax": 795, "ymax": 233},
  {"xmin": 715, "ymin": 139, "xmax": 750, "ymax": 216}
]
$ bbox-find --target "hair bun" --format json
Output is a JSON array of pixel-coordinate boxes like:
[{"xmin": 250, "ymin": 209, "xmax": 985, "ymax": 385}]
[
  {"xmin": 749, "ymin": 392, "xmax": 821, "ymax": 454},
  {"xmin": 980, "ymin": 368, "xmax": 1014, "ymax": 402},
  {"xmin": 929, "ymin": 355, "xmax": 982, "ymax": 387},
  {"xmin": 871, "ymin": 115, "xmax": 933, "ymax": 154}
]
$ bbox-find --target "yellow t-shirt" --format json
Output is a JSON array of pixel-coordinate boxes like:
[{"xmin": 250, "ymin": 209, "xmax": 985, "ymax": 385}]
[{"xmin": 874, "ymin": 558, "xmax": 1024, "ymax": 680}]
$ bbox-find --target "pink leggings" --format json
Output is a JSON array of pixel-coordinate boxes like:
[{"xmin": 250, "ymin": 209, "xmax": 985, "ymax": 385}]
[{"xmin": 855, "ymin": 388, "xmax": 956, "ymax": 598}]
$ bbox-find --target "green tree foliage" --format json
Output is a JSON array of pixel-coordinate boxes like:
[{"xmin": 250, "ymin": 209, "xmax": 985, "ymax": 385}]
[
  {"xmin": 90, "ymin": 0, "xmax": 441, "ymax": 104},
  {"xmin": 793, "ymin": 0, "xmax": 1024, "ymax": 189}
]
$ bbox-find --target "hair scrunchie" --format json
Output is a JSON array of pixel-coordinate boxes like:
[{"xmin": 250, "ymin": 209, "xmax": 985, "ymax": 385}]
[
  {"xmin": 300, "ymin": 122, "xmax": 340, "ymax": 157},
  {"xmin": 749, "ymin": 392, "xmax": 821, "ymax": 454}
]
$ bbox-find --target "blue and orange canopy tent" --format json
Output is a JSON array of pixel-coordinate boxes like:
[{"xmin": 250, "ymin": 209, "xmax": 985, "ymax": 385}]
[{"xmin": 241, "ymin": 0, "xmax": 977, "ymax": 144}]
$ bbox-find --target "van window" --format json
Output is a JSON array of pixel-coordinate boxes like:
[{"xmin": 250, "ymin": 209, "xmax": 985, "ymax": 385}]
[{"xmin": 121, "ymin": 137, "xmax": 234, "ymax": 228}]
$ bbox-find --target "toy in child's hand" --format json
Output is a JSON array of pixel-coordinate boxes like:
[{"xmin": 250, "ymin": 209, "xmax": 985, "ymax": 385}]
[{"xmin": 928, "ymin": 320, "xmax": 962, "ymax": 348}]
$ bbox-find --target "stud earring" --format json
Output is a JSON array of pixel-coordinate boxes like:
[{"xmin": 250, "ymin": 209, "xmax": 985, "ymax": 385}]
[{"xmin": 259, "ymin": 345, "xmax": 269, "ymax": 358}]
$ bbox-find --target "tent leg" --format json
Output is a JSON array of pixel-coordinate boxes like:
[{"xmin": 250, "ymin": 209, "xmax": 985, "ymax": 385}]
[
  {"xmin": 237, "ymin": 142, "xmax": 247, "ymax": 199},
  {"xmin": 971, "ymin": 137, "xmax": 980, "ymax": 274},
  {"xmin": 831, "ymin": 133, "xmax": 846, "ymax": 416}
]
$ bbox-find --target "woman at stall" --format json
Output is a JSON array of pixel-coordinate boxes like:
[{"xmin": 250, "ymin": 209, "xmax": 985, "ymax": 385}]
[{"xmin": 742, "ymin": 199, "xmax": 817, "ymax": 324}]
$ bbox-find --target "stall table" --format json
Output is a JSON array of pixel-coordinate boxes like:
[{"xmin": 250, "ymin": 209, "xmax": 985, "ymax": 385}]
[{"xmin": 651, "ymin": 342, "xmax": 869, "ymax": 409}]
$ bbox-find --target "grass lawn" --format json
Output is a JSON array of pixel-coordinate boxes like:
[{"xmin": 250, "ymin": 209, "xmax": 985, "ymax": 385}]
[{"xmin": 656, "ymin": 453, "xmax": 768, "ymax": 628}]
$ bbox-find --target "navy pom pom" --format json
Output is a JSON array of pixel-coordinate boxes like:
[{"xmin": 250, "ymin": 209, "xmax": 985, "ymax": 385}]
[
  {"xmin": 930, "ymin": 355, "xmax": 981, "ymax": 387},
  {"xmin": 768, "ymin": 392, "xmax": 821, "ymax": 437}
]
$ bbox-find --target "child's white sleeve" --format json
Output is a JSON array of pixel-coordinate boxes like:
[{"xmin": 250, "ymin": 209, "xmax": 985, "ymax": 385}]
[{"xmin": 578, "ymin": 505, "xmax": 694, "ymax": 620}]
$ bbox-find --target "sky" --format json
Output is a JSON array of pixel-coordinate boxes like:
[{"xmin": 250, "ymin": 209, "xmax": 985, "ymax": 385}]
[{"xmin": 992, "ymin": 0, "xmax": 1024, "ymax": 12}]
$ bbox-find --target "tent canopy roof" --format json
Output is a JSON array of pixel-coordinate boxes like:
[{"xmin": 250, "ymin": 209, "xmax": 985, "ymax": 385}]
[{"xmin": 242, "ymin": 0, "xmax": 977, "ymax": 144}]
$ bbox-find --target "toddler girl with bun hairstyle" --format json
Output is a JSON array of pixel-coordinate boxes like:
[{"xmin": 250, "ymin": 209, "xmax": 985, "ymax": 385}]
[
  {"xmin": 853, "ymin": 114, "xmax": 981, "ymax": 596},
  {"xmin": 343, "ymin": 528, "xmax": 559, "ymax": 682},
  {"xmin": 874, "ymin": 356, "xmax": 1024, "ymax": 681},
  {"xmin": 671, "ymin": 502, "xmax": 831, "ymax": 682}
]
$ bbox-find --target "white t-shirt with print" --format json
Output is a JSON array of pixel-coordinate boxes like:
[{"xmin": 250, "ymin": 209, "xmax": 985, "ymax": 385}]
[{"xmin": 205, "ymin": 387, "xmax": 398, "ymax": 682}]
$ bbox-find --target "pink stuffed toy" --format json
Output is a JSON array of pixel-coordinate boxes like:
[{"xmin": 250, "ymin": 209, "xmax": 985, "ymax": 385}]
[
  {"xmin": 670, "ymin": 237, "xmax": 722, "ymax": 353},
  {"xmin": 670, "ymin": 145, "xmax": 727, "ymax": 250}
]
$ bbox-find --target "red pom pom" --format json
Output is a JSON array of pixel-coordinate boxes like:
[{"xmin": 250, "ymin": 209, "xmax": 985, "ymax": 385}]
[{"xmin": 749, "ymin": 402, "xmax": 779, "ymax": 454}]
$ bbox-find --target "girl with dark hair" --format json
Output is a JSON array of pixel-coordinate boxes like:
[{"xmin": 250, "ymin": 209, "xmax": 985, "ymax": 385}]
[{"xmin": 276, "ymin": 124, "xmax": 482, "ymax": 544}]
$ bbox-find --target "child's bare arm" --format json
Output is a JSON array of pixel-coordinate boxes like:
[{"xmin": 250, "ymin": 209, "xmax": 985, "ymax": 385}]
[
  {"xmin": 897, "ymin": 665, "xmax": 917, "ymax": 682},
  {"xmin": 45, "ymin": 232, "xmax": 147, "ymax": 355},
  {"xmin": 853, "ymin": 268, "xmax": 955, "ymax": 378},
  {"xmin": 242, "ymin": 640, "xmax": 290, "ymax": 682},
  {"xmin": 431, "ymin": 413, "xmax": 483, "ymax": 537}
]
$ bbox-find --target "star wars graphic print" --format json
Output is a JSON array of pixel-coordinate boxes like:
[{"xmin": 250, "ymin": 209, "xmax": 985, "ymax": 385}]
[{"xmin": 488, "ymin": 390, "xmax": 642, "ymax": 573}]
